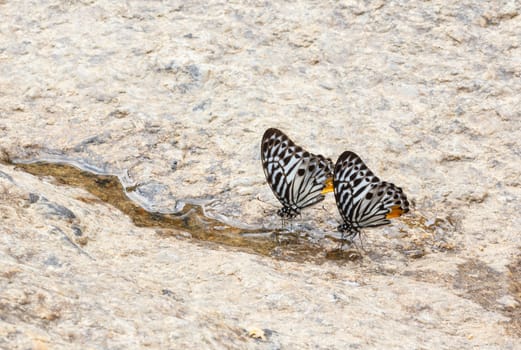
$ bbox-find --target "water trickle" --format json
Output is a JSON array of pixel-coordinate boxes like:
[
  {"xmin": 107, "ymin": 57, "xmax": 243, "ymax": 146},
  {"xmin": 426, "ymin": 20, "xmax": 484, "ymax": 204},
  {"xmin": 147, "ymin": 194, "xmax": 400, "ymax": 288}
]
[{"xmin": 13, "ymin": 160, "xmax": 355, "ymax": 263}]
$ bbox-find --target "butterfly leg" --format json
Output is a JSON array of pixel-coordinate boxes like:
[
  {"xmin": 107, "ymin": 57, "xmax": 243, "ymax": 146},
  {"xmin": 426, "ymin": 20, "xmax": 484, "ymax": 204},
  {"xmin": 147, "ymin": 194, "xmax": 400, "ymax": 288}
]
[
  {"xmin": 337, "ymin": 224, "xmax": 351, "ymax": 250},
  {"xmin": 338, "ymin": 231, "xmax": 346, "ymax": 250},
  {"xmin": 280, "ymin": 216, "xmax": 294, "ymax": 232},
  {"xmin": 336, "ymin": 225, "xmax": 363, "ymax": 254},
  {"xmin": 339, "ymin": 232, "xmax": 356, "ymax": 250},
  {"xmin": 357, "ymin": 232, "xmax": 368, "ymax": 253},
  {"xmin": 280, "ymin": 216, "xmax": 286, "ymax": 230},
  {"xmin": 350, "ymin": 235, "xmax": 363, "ymax": 253},
  {"xmin": 326, "ymin": 228, "xmax": 362, "ymax": 261}
]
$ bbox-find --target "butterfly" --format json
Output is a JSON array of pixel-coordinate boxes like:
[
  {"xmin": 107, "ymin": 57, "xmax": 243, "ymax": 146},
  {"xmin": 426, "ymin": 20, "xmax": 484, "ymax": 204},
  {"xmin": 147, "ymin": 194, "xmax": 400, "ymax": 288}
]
[
  {"xmin": 261, "ymin": 128, "xmax": 334, "ymax": 221},
  {"xmin": 333, "ymin": 151, "xmax": 409, "ymax": 241}
]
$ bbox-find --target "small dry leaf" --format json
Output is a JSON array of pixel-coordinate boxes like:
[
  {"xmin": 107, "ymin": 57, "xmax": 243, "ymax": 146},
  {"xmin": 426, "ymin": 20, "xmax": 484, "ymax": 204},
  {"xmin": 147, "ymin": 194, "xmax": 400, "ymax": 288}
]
[{"xmin": 247, "ymin": 327, "xmax": 266, "ymax": 341}]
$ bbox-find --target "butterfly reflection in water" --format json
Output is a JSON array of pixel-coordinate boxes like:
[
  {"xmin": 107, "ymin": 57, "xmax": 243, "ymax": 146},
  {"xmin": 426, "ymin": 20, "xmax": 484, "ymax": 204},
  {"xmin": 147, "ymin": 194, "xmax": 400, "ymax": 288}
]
[
  {"xmin": 333, "ymin": 151, "xmax": 409, "ymax": 244},
  {"xmin": 261, "ymin": 128, "xmax": 334, "ymax": 226}
]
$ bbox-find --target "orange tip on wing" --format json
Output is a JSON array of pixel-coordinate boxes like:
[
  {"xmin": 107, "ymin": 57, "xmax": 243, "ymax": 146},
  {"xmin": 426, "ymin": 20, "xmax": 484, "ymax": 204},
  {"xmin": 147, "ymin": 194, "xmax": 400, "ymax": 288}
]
[
  {"xmin": 386, "ymin": 205, "xmax": 404, "ymax": 219},
  {"xmin": 321, "ymin": 177, "xmax": 334, "ymax": 194}
]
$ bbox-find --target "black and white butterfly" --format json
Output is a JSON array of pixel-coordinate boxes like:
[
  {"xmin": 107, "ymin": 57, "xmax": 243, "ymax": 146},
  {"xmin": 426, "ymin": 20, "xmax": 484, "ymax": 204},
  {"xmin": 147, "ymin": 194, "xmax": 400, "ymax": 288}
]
[
  {"xmin": 261, "ymin": 128, "xmax": 334, "ymax": 221},
  {"xmin": 333, "ymin": 151, "xmax": 409, "ymax": 241}
]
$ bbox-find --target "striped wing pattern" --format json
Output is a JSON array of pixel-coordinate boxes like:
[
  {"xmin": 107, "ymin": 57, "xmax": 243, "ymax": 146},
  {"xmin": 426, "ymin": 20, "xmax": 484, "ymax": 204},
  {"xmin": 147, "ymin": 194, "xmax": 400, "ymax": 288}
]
[
  {"xmin": 261, "ymin": 128, "xmax": 333, "ymax": 218},
  {"xmin": 333, "ymin": 151, "xmax": 409, "ymax": 237}
]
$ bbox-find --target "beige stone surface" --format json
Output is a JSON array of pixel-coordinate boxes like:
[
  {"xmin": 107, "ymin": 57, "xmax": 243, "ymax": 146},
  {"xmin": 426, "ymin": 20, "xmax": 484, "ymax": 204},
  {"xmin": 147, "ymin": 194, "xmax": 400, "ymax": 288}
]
[{"xmin": 1, "ymin": 0, "xmax": 520, "ymax": 349}]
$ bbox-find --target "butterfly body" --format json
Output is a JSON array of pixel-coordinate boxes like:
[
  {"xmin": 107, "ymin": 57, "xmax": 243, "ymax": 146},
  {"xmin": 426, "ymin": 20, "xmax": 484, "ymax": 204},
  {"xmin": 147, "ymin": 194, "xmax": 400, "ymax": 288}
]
[
  {"xmin": 261, "ymin": 128, "xmax": 333, "ymax": 220},
  {"xmin": 333, "ymin": 151, "xmax": 409, "ymax": 240}
]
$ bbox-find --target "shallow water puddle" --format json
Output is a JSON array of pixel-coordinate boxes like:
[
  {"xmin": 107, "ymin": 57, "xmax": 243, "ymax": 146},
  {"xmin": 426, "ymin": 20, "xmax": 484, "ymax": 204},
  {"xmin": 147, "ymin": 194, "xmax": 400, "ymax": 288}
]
[{"xmin": 13, "ymin": 161, "xmax": 358, "ymax": 263}]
